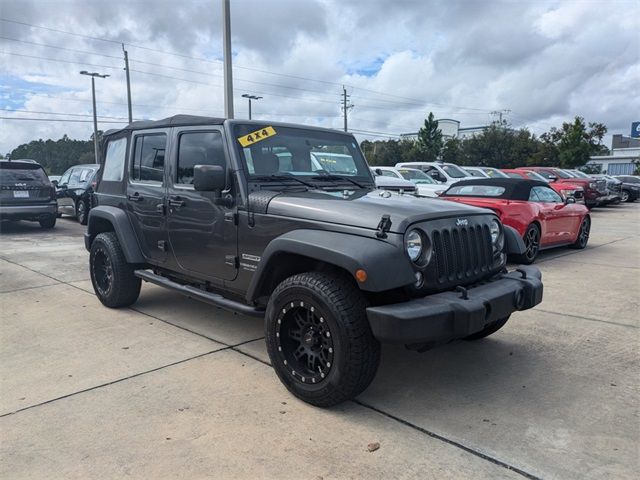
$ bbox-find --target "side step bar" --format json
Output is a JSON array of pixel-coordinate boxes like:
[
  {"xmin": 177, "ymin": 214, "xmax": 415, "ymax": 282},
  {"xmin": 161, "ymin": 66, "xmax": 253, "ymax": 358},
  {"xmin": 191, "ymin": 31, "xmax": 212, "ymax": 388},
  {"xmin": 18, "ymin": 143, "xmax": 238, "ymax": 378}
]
[{"xmin": 134, "ymin": 270, "xmax": 265, "ymax": 318}]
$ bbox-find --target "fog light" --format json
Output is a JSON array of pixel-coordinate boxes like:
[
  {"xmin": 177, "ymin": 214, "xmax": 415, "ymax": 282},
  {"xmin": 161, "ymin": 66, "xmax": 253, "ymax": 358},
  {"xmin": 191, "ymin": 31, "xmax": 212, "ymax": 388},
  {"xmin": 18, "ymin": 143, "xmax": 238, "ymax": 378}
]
[{"xmin": 414, "ymin": 271, "xmax": 424, "ymax": 288}]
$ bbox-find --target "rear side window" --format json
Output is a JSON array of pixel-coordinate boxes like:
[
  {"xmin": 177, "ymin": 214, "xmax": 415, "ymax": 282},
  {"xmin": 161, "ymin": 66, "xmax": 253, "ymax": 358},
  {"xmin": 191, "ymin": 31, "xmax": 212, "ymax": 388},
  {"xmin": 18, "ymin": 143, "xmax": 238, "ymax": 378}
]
[
  {"xmin": 176, "ymin": 131, "xmax": 225, "ymax": 185},
  {"xmin": 132, "ymin": 134, "xmax": 166, "ymax": 183},
  {"xmin": 102, "ymin": 137, "xmax": 128, "ymax": 181}
]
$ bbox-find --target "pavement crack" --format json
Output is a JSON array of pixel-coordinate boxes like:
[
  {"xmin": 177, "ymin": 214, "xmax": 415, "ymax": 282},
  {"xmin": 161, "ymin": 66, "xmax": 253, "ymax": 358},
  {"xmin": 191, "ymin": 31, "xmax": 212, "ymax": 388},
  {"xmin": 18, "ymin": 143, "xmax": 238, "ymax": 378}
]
[
  {"xmin": 353, "ymin": 399, "xmax": 543, "ymax": 480},
  {"xmin": 533, "ymin": 308, "xmax": 637, "ymax": 329}
]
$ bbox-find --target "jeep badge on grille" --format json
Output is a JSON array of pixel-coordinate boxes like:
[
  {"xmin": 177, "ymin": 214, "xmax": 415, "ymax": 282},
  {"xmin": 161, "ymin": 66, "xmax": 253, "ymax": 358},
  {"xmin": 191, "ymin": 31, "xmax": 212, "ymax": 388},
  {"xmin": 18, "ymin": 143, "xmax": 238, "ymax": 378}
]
[{"xmin": 456, "ymin": 218, "xmax": 468, "ymax": 226}]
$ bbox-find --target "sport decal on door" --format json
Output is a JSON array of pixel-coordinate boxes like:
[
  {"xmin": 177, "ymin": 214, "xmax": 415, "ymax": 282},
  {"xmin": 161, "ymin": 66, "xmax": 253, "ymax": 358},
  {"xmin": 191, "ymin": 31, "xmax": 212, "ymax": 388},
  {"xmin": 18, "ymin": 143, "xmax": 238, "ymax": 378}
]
[{"xmin": 237, "ymin": 126, "xmax": 277, "ymax": 147}]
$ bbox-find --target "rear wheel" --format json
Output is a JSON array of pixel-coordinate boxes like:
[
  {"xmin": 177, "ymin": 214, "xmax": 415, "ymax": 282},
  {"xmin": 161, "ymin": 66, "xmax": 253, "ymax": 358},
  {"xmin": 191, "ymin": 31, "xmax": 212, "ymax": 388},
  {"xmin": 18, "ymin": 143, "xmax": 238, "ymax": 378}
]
[
  {"xmin": 265, "ymin": 272, "xmax": 380, "ymax": 407},
  {"xmin": 39, "ymin": 215, "xmax": 56, "ymax": 229},
  {"xmin": 76, "ymin": 199, "xmax": 89, "ymax": 225},
  {"xmin": 514, "ymin": 224, "xmax": 540, "ymax": 264},
  {"xmin": 90, "ymin": 232, "xmax": 141, "ymax": 308},
  {"xmin": 465, "ymin": 316, "xmax": 510, "ymax": 340},
  {"xmin": 570, "ymin": 216, "xmax": 590, "ymax": 249}
]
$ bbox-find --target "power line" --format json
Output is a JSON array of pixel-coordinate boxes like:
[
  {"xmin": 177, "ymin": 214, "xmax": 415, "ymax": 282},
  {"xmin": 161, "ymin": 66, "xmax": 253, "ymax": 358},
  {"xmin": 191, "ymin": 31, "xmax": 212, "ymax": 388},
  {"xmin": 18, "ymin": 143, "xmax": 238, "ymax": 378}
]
[
  {"xmin": 0, "ymin": 36, "xmax": 122, "ymax": 59},
  {"xmin": 0, "ymin": 116, "xmax": 127, "ymax": 124},
  {"xmin": 0, "ymin": 107, "xmax": 135, "ymax": 121},
  {"xmin": 1, "ymin": 51, "xmax": 122, "ymax": 71},
  {"xmin": 0, "ymin": 17, "xmax": 492, "ymax": 113}
]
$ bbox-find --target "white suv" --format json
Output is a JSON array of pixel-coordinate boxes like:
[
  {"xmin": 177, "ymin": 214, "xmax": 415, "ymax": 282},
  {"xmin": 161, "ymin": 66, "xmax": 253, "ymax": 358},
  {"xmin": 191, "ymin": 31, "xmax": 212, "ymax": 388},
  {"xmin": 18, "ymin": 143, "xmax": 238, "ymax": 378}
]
[
  {"xmin": 373, "ymin": 166, "xmax": 444, "ymax": 197},
  {"xmin": 395, "ymin": 162, "xmax": 472, "ymax": 186}
]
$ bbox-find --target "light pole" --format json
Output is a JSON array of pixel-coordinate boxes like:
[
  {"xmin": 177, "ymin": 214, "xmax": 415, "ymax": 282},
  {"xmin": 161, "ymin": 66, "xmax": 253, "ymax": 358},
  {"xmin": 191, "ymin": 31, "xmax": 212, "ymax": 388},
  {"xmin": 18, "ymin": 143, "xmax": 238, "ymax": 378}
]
[
  {"xmin": 80, "ymin": 71, "xmax": 109, "ymax": 162},
  {"xmin": 222, "ymin": 0, "xmax": 234, "ymax": 118},
  {"xmin": 241, "ymin": 94, "xmax": 262, "ymax": 120}
]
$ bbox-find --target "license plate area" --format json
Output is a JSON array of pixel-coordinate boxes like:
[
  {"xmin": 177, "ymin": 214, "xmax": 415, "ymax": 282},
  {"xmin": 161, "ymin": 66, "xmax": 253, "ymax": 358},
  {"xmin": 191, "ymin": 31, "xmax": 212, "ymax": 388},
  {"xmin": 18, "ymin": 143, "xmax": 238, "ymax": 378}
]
[{"xmin": 13, "ymin": 190, "xmax": 29, "ymax": 198}]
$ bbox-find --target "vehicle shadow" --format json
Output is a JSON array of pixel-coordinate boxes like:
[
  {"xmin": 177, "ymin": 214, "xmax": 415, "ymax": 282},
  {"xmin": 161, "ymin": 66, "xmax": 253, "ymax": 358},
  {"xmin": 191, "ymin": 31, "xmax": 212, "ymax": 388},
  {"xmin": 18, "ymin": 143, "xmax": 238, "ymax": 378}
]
[{"xmin": 361, "ymin": 334, "xmax": 544, "ymax": 408}]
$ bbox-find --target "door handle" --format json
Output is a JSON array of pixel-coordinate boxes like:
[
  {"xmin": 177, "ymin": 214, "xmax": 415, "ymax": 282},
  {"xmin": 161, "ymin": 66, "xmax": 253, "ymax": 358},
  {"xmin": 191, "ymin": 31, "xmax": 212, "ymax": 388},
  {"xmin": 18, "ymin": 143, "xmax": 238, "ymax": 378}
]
[
  {"xmin": 156, "ymin": 203, "xmax": 166, "ymax": 214},
  {"xmin": 168, "ymin": 196, "xmax": 185, "ymax": 208},
  {"xmin": 128, "ymin": 193, "xmax": 143, "ymax": 202}
]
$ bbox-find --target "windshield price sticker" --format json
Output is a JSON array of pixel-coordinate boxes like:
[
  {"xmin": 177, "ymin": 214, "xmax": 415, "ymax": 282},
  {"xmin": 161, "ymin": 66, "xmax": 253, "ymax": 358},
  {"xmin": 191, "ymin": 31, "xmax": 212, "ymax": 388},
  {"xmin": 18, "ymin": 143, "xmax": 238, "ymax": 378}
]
[{"xmin": 237, "ymin": 126, "xmax": 277, "ymax": 147}]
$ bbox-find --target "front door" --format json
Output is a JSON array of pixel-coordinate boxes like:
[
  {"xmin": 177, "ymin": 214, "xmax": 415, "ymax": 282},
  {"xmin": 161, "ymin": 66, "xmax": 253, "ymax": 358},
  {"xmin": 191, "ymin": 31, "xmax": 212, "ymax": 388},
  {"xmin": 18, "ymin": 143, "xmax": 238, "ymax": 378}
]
[
  {"xmin": 166, "ymin": 127, "xmax": 238, "ymax": 281},
  {"xmin": 530, "ymin": 186, "xmax": 571, "ymax": 244},
  {"xmin": 126, "ymin": 130, "xmax": 169, "ymax": 263}
]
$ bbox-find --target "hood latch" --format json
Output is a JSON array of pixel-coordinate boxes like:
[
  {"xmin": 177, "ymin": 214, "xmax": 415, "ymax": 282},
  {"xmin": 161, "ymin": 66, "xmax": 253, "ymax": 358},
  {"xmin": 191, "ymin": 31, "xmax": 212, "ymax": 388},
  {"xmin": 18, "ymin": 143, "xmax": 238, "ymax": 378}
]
[{"xmin": 375, "ymin": 214, "xmax": 392, "ymax": 238}]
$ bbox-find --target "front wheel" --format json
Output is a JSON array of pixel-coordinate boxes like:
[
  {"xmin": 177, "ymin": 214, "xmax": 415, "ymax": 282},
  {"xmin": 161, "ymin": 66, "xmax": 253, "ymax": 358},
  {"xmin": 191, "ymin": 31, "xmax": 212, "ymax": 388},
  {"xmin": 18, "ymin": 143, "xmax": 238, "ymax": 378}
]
[
  {"xmin": 514, "ymin": 224, "xmax": 540, "ymax": 264},
  {"xmin": 265, "ymin": 272, "xmax": 381, "ymax": 407},
  {"xmin": 621, "ymin": 190, "xmax": 630, "ymax": 203},
  {"xmin": 89, "ymin": 232, "xmax": 141, "ymax": 308},
  {"xmin": 569, "ymin": 216, "xmax": 590, "ymax": 249}
]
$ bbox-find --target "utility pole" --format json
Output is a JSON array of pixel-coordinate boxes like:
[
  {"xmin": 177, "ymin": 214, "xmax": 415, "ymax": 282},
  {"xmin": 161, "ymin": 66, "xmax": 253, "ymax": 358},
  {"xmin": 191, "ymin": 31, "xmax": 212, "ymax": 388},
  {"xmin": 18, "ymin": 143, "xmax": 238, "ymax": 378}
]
[
  {"xmin": 341, "ymin": 85, "xmax": 354, "ymax": 132},
  {"xmin": 122, "ymin": 44, "xmax": 133, "ymax": 123},
  {"xmin": 491, "ymin": 109, "xmax": 511, "ymax": 125},
  {"xmin": 80, "ymin": 71, "xmax": 109, "ymax": 163},
  {"xmin": 222, "ymin": 0, "xmax": 234, "ymax": 118},
  {"xmin": 241, "ymin": 94, "xmax": 262, "ymax": 119}
]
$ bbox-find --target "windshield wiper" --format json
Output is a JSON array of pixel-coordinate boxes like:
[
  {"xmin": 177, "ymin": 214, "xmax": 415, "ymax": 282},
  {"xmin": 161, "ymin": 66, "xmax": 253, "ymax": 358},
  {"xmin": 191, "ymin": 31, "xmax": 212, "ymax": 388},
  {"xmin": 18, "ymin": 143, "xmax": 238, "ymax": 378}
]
[
  {"xmin": 311, "ymin": 172, "xmax": 367, "ymax": 189},
  {"xmin": 253, "ymin": 174, "xmax": 318, "ymax": 189}
]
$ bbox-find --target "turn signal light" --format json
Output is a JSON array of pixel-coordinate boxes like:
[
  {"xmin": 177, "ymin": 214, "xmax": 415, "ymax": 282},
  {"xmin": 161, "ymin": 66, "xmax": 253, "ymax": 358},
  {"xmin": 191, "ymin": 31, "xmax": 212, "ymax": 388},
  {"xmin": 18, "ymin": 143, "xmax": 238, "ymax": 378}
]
[{"xmin": 355, "ymin": 269, "xmax": 368, "ymax": 283}]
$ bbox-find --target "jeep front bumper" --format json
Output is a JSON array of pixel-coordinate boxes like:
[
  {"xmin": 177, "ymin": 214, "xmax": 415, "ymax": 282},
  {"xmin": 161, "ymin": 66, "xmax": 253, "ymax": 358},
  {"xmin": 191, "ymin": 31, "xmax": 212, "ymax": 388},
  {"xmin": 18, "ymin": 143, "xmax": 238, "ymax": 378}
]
[{"xmin": 366, "ymin": 266, "xmax": 543, "ymax": 344}]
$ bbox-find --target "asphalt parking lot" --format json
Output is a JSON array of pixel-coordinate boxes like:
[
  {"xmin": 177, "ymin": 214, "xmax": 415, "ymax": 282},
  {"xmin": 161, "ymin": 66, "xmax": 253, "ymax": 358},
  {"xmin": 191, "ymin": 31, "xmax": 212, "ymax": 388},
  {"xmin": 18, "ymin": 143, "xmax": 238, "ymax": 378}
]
[{"xmin": 1, "ymin": 204, "xmax": 638, "ymax": 480}]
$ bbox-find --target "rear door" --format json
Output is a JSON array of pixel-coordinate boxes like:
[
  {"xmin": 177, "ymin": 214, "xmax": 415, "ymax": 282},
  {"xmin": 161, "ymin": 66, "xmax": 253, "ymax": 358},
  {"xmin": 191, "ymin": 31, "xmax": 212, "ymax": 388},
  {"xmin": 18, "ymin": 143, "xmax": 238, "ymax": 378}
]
[
  {"xmin": 126, "ymin": 129, "xmax": 169, "ymax": 264},
  {"xmin": 166, "ymin": 126, "xmax": 238, "ymax": 281}
]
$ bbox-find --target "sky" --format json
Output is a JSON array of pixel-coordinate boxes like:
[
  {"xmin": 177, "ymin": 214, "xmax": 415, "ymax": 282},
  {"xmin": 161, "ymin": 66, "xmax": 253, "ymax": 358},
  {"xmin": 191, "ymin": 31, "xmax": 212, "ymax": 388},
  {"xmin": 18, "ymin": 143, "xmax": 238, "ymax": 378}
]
[{"xmin": 0, "ymin": 0, "xmax": 638, "ymax": 156}]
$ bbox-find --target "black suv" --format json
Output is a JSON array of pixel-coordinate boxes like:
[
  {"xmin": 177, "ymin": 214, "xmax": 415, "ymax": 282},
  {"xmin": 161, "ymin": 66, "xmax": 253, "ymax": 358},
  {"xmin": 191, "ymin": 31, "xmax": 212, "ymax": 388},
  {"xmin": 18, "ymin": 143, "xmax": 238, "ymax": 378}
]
[
  {"xmin": 0, "ymin": 159, "xmax": 57, "ymax": 229},
  {"xmin": 85, "ymin": 115, "xmax": 543, "ymax": 406},
  {"xmin": 55, "ymin": 163, "xmax": 100, "ymax": 225}
]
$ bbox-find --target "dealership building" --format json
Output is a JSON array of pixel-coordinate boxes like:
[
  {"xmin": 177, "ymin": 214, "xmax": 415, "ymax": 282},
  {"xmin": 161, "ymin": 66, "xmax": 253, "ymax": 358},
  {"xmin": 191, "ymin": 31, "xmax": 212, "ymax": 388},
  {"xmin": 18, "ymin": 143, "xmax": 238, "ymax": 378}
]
[
  {"xmin": 401, "ymin": 118, "xmax": 490, "ymax": 141},
  {"xmin": 588, "ymin": 131, "xmax": 640, "ymax": 175}
]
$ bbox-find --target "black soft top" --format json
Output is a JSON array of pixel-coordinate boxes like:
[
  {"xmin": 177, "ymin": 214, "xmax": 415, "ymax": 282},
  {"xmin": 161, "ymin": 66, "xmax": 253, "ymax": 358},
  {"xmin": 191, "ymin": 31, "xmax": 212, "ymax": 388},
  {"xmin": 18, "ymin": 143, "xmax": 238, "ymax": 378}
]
[
  {"xmin": 103, "ymin": 115, "xmax": 225, "ymax": 137},
  {"xmin": 442, "ymin": 178, "xmax": 549, "ymax": 201}
]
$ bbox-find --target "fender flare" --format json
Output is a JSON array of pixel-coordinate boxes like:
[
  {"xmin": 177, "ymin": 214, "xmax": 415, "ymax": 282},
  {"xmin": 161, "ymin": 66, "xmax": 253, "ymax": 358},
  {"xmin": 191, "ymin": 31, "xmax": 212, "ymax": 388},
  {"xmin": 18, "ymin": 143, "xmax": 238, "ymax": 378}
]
[
  {"xmin": 504, "ymin": 224, "xmax": 526, "ymax": 255},
  {"xmin": 246, "ymin": 229, "xmax": 416, "ymax": 302},
  {"xmin": 86, "ymin": 206, "xmax": 145, "ymax": 264}
]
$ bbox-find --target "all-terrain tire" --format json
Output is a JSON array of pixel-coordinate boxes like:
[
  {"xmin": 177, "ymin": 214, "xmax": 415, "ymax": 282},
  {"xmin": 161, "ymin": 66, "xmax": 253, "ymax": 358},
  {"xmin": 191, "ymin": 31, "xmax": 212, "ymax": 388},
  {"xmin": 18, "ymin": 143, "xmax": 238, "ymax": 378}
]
[
  {"xmin": 89, "ymin": 232, "xmax": 141, "ymax": 308},
  {"xmin": 265, "ymin": 272, "xmax": 381, "ymax": 407},
  {"xmin": 465, "ymin": 316, "xmax": 510, "ymax": 340},
  {"xmin": 39, "ymin": 215, "xmax": 56, "ymax": 229}
]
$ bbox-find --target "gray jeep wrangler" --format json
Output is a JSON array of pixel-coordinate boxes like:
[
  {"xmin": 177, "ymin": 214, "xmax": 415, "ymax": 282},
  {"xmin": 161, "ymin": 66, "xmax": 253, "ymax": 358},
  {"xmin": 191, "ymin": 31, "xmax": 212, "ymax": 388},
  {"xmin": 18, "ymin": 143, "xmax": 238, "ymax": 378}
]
[{"xmin": 85, "ymin": 115, "xmax": 543, "ymax": 407}]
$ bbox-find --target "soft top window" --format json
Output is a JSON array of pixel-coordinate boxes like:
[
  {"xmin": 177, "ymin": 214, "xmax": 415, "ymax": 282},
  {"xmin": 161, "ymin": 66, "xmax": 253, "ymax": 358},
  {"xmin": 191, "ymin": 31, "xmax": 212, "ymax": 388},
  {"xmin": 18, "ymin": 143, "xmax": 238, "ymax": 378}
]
[{"xmin": 446, "ymin": 185, "xmax": 506, "ymax": 197}]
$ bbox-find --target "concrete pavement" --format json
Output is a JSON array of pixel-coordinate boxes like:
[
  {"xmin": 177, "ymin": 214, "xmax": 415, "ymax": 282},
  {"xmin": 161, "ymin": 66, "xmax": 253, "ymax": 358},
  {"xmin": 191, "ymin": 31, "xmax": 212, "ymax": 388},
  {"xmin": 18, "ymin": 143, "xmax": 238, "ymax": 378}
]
[{"xmin": 1, "ymin": 205, "xmax": 638, "ymax": 479}]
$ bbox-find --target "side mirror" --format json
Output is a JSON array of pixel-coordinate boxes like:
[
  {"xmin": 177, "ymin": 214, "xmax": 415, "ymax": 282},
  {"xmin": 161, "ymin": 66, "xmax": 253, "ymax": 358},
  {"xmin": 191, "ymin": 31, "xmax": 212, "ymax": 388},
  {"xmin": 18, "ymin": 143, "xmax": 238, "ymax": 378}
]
[
  {"xmin": 59, "ymin": 183, "xmax": 68, "ymax": 189},
  {"xmin": 374, "ymin": 168, "xmax": 383, "ymax": 176},
  {"xmin": 193, "ymin": 165, "xmax": 225, "ymax": 192},
  {"xmin": 565, "ymin": 196, "xmax": 576, "ymax": 204},
  {"xmin": 548, "ymin": 175, "xmax": 557, "ymax": 182},
  {"xmin": 51, "ymin": 180, "xmax": 58, "ymax": 187}
]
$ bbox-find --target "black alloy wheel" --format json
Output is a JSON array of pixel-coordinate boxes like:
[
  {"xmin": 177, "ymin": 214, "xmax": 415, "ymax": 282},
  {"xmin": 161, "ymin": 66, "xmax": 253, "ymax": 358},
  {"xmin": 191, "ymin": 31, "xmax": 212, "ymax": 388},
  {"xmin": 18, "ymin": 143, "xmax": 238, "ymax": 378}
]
[
  {"xmin": 89, "ymin": 232, "xmax": 141, "ymax": 308},
  {"xmin": 76, "ymin": 199, "xmax": 88, "ymax": 225},
  {"xmin": 570, "ymin": 216, "xmax": 590, "ymax": 249},
  {"xmin": 519, "ymin": 224, "xmax": 540, "ymax": 264},
  {"xmin": 277, "ymin": 301, "xmax": 334, "ymax": 385}
]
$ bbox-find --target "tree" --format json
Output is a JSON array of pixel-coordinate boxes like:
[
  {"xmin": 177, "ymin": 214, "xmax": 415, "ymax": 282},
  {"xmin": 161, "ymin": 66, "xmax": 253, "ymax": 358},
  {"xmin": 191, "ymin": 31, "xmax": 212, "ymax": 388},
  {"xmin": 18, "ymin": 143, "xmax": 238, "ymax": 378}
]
[
  {"xmin": 415, "ymin": 112, "xmax": 443, "ymax": 161},
  {"xmin": 8, "ymin": 134, "xmax": 95, "ymax": 174},
  {"xmin": 441, "ymin": 137, "xmax": 464, "ymax": 164}
]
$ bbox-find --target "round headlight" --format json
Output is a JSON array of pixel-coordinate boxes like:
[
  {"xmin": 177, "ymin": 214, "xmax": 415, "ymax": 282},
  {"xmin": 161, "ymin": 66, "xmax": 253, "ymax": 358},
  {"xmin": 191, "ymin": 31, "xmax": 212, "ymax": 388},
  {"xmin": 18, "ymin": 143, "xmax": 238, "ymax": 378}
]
[
  {"xmin": 405, "ymin": 229, "xmax": 423, "ymax": 262},
  {"xmin": 490, "ymin": 219, "xmax": 501, "ymax": 244}
]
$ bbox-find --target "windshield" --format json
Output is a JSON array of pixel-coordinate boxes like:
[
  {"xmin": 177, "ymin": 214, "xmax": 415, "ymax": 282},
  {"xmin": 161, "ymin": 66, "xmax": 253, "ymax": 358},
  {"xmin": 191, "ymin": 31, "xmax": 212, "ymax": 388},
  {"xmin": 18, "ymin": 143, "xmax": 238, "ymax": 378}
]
[
  {"xmin": 523, "ymin": 171, "xmax": 550, "ymax": 183},
  {"xmin": 445, "ymin": 184, "xmax": 506, "ymax": 197},
  {"xmin": 0, "ymin": 163, "xmax": 49, "ymax": 185},
  {"xmin": 571, "ymin": 170, "xmax": 592, "ymax": 179},
  {"xmin": 442, "ymin": 164, "xmax": 470, "ymax": 178},
  {"xmin": 233, "ymin": 124, "xmax": 372, "ymax": 184},
  {"xmin": 482, "ymin": 167, "xmax": 509, "ymax": 178},
  {"xmin": 398, "ymin": 169, "xmax": 435, "ymax": 183},
  {"xmin": 552, "ymin": 169, "xmax": 572, "ymax": 179}
]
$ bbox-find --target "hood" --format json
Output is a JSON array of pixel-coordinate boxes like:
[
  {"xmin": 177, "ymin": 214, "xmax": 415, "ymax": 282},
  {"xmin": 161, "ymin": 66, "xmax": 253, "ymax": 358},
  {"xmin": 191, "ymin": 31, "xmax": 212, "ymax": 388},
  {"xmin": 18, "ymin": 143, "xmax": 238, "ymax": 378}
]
[{"xmin": 264, "ymin": 189, "xmax": 492, "ymax": 233}]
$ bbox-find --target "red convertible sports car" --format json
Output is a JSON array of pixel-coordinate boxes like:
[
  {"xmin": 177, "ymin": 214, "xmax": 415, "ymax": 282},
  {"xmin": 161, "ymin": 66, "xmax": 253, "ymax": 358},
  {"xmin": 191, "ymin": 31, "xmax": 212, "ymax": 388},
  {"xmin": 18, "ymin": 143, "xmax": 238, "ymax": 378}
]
[{"xmin": 441, "ymin": 178, "xmax": 591, "ymax": 264}]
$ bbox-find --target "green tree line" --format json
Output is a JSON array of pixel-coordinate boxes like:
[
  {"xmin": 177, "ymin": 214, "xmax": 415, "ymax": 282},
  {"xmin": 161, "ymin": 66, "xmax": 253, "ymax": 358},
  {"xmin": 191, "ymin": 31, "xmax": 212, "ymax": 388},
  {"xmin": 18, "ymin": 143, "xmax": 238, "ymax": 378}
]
[
  {"xmin": 6, "ymin": 132, "xmax": 102, "ymax": 174},
  {"xmin": 361, "ymin": 114, "xmax": 609, "ymax": 169}
]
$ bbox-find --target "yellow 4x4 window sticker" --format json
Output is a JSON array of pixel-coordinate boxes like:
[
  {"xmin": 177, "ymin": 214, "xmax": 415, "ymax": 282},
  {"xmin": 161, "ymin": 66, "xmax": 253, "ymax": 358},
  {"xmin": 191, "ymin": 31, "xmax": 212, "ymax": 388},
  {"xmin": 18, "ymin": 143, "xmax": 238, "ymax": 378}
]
[{"xmin": 237, "ymin": 126, "xmax": 277, "ymax": 147}]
